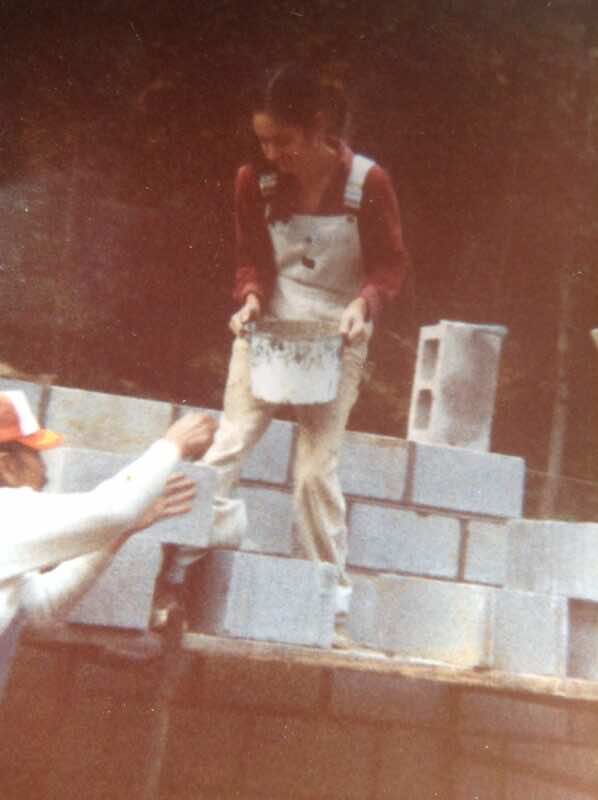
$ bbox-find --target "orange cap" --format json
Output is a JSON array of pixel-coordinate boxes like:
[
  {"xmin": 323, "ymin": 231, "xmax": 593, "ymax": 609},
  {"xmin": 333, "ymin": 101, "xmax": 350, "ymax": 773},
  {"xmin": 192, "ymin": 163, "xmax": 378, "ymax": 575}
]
[{"xmin": 0, "ymin": 391, "xmax": 63, "ymax": 451}]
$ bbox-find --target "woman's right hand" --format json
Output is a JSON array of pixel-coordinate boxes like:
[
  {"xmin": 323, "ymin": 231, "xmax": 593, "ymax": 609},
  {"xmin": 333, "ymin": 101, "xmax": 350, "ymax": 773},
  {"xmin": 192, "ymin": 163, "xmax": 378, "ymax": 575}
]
[
  {"xmin": 164, "ymin": 412, "xmax": 217, "ymax": 461},
  {"xmin": 229, "ymin": 293, "xmax": 261, "ymax": 336}
]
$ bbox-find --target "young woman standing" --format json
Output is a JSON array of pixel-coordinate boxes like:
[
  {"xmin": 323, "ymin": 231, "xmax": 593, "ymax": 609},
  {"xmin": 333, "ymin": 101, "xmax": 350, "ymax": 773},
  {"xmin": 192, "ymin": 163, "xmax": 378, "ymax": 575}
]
[{"xmin": 198, "ymin": 62, "xmax": 409, "ymax": 632}]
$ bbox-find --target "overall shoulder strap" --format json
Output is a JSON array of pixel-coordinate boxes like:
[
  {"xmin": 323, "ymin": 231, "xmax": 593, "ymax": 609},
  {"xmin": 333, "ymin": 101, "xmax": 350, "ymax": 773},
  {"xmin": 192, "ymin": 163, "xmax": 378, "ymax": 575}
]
[
  {"xmin": 344, "ymin": 154, "xmax": 375, "ymax": 210},
  {"xmin": 258, "ymin": 171, "xmax": 278, "ymax": 199}
]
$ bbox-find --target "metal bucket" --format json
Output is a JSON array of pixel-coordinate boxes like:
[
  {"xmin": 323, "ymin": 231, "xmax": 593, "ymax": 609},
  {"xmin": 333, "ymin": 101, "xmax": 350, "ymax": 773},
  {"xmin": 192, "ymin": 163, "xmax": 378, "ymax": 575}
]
[{"xmin": 247, "ymin": 319, "xmax": 343, "ymax": 404}]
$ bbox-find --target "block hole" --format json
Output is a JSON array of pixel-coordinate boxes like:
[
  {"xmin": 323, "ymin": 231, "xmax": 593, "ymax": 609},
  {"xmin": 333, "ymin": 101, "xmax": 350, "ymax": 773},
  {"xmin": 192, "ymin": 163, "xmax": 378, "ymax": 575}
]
[
  {"xmin": 413, "ymin": 389, "xmax": 432, "ymax": 430},
  {"xmin": 568, "ymin": 599, "xmax": 598, "ymax": 680},
  {"xmin": 421, "ymin": 338, "xmax": 440, "ymax": 381}
]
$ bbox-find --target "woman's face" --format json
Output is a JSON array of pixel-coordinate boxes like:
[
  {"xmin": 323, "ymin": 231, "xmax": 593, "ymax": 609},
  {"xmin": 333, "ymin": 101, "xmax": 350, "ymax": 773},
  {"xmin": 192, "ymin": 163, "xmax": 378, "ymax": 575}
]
[{"xmin": 253, "ymin": 112, "xmax": 316, "ymax": 175}]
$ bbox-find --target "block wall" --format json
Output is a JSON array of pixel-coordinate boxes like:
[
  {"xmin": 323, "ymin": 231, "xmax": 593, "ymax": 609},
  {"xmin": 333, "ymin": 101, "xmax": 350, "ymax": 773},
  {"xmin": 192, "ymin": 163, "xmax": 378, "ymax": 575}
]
[
  {"xmin": 6, "ymin": 376, "xmax": 597, "ymax": 679},
  {"xmin": 1, "ymin": 639, "xmax": 598, "ymax": 800}
]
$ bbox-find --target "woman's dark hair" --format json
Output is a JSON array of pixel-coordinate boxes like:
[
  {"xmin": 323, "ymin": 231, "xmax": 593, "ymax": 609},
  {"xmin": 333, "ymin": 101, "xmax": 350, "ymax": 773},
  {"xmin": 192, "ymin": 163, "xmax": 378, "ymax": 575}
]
[
  {"xmin": 0, "ymin": 441, "xmax": 27, "ymax": 487},
  {"xmin": 251, "ymin": 61, "xmax": 349, "ymax": 137}
]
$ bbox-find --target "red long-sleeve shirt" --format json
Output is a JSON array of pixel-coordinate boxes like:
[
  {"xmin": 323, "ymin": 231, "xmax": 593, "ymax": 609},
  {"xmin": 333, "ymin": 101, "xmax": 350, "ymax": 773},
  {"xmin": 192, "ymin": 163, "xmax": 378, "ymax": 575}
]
[{"xmin": 233, "ymin": 140, "xmax": 410, "ymax": 321}]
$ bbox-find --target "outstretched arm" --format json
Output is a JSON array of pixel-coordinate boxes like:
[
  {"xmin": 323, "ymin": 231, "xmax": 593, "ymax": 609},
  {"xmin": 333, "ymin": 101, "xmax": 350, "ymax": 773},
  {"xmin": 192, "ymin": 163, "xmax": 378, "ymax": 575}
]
[
  {"xmin": 1, "ymin": 413, "xmax": 216, "ymax": 582},
  {"xmin": 21, "ymin": 471, "xmax": 198, "ymax": 625}
]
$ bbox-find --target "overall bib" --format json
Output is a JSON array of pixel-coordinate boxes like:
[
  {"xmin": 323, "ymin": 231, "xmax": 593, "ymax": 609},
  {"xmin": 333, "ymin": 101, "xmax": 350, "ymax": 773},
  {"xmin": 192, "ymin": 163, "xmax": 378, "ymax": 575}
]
[{"xmin": 181, "ymin": 156, "xmax": 375, "ymax": 591}]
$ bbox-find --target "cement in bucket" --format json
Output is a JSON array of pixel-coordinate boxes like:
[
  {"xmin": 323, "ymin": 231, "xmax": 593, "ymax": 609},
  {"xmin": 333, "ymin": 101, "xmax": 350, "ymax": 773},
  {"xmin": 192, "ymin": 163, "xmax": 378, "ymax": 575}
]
[{"xmin": 247, "ymin": 320, "xmax": 343, "ymax": 404}]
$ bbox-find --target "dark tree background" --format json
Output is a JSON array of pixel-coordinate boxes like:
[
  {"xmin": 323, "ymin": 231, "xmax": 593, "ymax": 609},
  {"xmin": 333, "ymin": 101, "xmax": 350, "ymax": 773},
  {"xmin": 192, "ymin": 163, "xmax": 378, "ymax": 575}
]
[{"xmin": 1, "ymin": 0, "xmax": 598, "ymax": 499}]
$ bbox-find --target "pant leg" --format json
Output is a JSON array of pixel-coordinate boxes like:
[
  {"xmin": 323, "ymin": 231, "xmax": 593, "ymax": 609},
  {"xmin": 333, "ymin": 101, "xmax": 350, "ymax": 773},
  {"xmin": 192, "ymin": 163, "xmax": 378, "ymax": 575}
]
[
  {"xmin": 292, "ymin": 338, "xmax": 368, "ymax": 585},
  {"xmin": 201, "ymin": 335, "xmax": 277, "ymax": 545},
  {"xmin": 165, "ymin": 336, "xmax": 276, "ymax": 582}
]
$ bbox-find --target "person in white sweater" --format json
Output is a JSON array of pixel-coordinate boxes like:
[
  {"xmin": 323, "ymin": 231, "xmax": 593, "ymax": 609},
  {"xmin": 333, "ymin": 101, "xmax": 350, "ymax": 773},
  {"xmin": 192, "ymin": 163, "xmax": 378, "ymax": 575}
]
[{"xmin": 0, "ymin": 390, "xmax": 216, "ymax": 697}]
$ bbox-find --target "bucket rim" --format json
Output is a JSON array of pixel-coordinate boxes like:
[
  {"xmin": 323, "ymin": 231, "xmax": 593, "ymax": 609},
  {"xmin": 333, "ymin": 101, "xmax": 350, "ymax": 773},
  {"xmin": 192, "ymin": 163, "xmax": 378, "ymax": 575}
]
[{"xmin": 246, "ymin": 319, "xmax": 342, "ymax": 343}]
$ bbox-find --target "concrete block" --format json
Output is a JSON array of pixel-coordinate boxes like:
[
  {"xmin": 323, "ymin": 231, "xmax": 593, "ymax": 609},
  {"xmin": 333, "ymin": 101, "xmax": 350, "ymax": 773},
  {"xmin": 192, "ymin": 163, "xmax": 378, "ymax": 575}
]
[
  {"xmin": 347, "ymin": 503, "xmax": 461, "ymax": 578},
  {"xmin": 46, "ymin": 385, "xmax": 173, "ymax": 452},
  {"xmin": 492, "ymin": 589, "xmax": 568, "ymax": 677},
  {"xmin": 239, "ymin": 485, "xmax": 293, "ymax": 556},
  {"xmin": 43, "ymin": 446, "xmax": 216, "ymax": 547},
  {"xmin": 242, "ymin": 418, "xmax": 294, "ymax": 485},
  {"xmin": 347, "ymin": 573, "xmax": 492, "ymax": 668},
  {"xmin": 506, "ymin": 519, "xmax": 598, "ymax": 602},
  {"xmin": 331, "ymin": 670, "xmax": 452, "ymax": 726},
  {"xmin": 408, "ymin": 319, "xmax": 507, "ymax": 452},
  {"xmin": 68, "ymin": 535, "xmax": 161, "ymax": 629},
  {"xmin": 458, "ymin": 690, "xmax": 569, "ymax": 739},
  {"xmin": 184, "ymin": 405, "xmax": 295, "ymax": 486},
  {"xmin": 0, "ymin": 377, "xmax": 43, "ymax": 415},
  {"xmin": 408, "ymin": 440, "xmax": 525, "ymax": 518},
  {"xmin": 464, "ymin": 519, "xmax": 508, "ymax": 585},
  {"xmin": 186, "ymin": 551, "xmax": 337, "ymax": 648},
  {"xmin": 339, "ymin": 431, "xmax": 409, "ymax": 501},
  {"xmin": 568, "ymin": 600, "xmax": 598, "ymax": 680}
]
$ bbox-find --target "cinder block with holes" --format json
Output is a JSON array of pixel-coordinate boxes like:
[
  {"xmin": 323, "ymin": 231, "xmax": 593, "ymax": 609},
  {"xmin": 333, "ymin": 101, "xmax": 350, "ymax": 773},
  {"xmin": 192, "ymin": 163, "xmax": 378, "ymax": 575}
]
[{"xmin": 407, "ymin": 319, "xmax": 507, "ymax": 452}]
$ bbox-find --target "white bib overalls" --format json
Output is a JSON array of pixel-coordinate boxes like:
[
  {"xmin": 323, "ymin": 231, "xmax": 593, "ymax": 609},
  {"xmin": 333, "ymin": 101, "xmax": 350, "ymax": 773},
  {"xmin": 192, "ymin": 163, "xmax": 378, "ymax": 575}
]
[{"xmin": 189, "ymin": 155, "xmax": 375, "ymax": 594}]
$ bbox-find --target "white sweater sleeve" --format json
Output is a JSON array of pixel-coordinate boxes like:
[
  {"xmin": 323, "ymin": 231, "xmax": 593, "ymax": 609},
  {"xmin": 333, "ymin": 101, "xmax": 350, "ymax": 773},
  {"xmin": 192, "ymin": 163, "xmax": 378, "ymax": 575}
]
[
  {"xmin": 0, "ymin": 439, "xmax": 180, "ymax": 581},
  {"xmin": 20, "ymin": 550, "xmax": 117, "ymax": 626}
]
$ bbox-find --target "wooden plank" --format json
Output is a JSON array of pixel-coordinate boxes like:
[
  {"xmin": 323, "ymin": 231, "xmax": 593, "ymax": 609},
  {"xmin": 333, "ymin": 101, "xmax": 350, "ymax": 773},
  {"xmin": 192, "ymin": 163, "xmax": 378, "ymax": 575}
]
[
  {"xmin": 24, "ymin": 624, "xmax": 598, "ymax": 704},
  {"xmin": 182, "ymin": 632, "xmax": 598, "ymax": 703}
]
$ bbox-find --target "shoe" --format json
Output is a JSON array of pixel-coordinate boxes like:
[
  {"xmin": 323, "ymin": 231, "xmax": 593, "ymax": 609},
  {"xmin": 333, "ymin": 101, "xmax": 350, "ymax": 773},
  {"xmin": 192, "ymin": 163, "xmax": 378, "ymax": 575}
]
[
  {"xmin": 332, "ymin": 629, "xmax": 355, "ymax": 650},
  {"xmin": 150, "ymin": 583, "xmax": 182, "ymax": 632},
  {"xmin": 335, "ymin": 583, "xmax": 353, "ymax": 617}
]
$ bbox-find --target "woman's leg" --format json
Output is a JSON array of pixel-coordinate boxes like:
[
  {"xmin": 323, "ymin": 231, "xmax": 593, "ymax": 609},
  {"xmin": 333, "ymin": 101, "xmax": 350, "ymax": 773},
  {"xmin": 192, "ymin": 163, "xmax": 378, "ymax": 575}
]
[
  {"xmin": 201, "ymin": 335, "xmax": 277, "ymax": 547},
  {"xmin": 162, "ymin": 337, "xmax": 275, "ymax": 587},
  {"xmin": 292, "ymin": 339, "xmax": 368, "ymax": 586}
]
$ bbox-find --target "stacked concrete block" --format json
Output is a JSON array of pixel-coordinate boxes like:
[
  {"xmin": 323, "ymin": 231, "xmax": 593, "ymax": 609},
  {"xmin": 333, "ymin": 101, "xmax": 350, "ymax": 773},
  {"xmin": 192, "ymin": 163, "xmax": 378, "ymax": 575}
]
[
  {"xmin": 68, "ymin": 535, "xmax": 164, "ymax": 629},
  {"xmin": 186, "ymin": 550, "xmax": 337, "ymax": 648},
  {"xmin": 347, "ymin": 503, "xmax": 461, "ymax": 579},
  {"xmin": 491, "ymin": 590, "xmax": 569, "ymax": 677},
  {"xmin": 45, "ymin": 384, "xmax": 173, "ymax": 453},
  {"xmin": 506, "ymin": 519, "xmax": 598, "ymax": 601},
  {"xmin": 408, "ymin": 319, "xmax": 507, "ymax": 452},
  {"xmin": 463, "ymin": 519, "xmax": 509, "ymax": 586},
  {"xmin": 408, "ymin": 440, "xmax": 525, "ymax": 518},
  {"xmin": 339, "ymin": 431, "xmax": 409, "ymax": 501},
  {"xmin": 505, "ymin": 519, "xmax": 598, "ymax": 680},
  {"xmin": 347, "ymin": 573, "xmax": 493, "ymax": 667},
  {"xmin": 238, "ymin": 485, "xmax": 293, "ymax": 556},
  {"xmin": 338, "ymin": 429, "xmax": 525, "ymax": 518},
  {"xmin": 241, "ymin": 417, "xmax": 295, "ymax": 485}
]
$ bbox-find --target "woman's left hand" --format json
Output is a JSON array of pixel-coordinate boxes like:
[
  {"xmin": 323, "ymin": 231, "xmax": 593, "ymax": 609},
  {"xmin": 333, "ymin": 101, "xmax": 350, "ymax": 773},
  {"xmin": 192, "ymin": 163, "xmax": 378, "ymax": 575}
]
[
  {"xmin": 123, "ymin": 474, "xmax": 198, "ymax": 541},
  {"xmin": 339, "ymin": 298, "xmax": 369, "ymax": 344}
]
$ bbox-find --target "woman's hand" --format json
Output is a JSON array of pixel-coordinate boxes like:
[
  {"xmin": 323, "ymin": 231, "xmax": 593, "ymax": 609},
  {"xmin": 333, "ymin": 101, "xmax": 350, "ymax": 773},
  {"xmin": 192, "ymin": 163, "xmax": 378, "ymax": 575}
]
[
  {"xmin": 124, "ymin": 473, "xmax": 197, "ymax": 539},
  {"xmin": 164, "ymin": 412, "xmax": 217, "ymax": 461},
  {"xmin": 339, "ymin": 298, "xmax": 369, "ymax": 344},
  {"xmin": 229, "ymin": 293, "xmax": 261, "ymax": 336}
]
